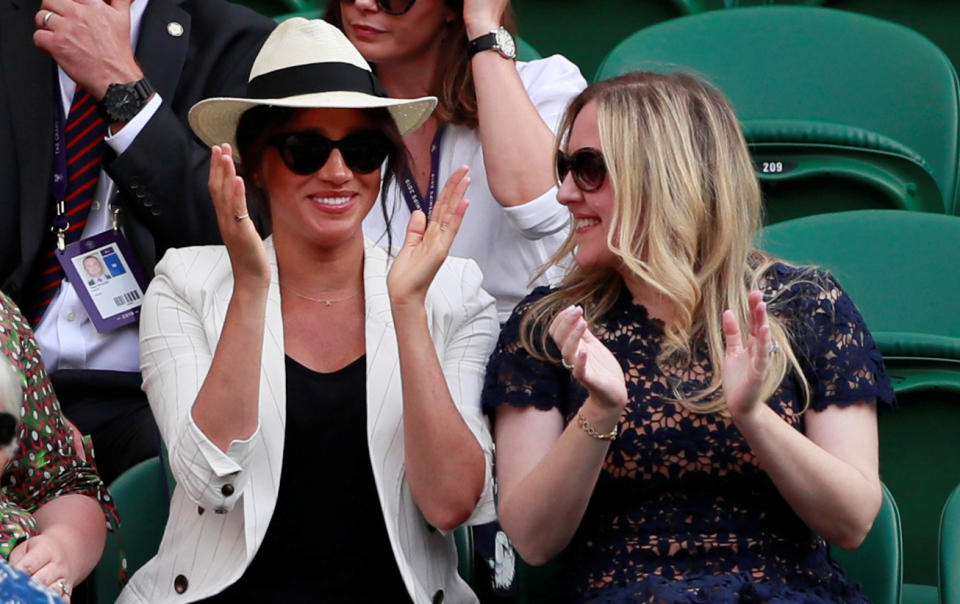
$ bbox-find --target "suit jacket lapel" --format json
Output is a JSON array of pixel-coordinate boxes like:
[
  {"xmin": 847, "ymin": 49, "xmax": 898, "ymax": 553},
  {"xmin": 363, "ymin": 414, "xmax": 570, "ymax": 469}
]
[
  {"xmin": 2, "ymin": 0, "xmax": 55, "ymax": 287},
  {"xmin": 135, "ymin": 0, "xmax": 189, "ymax": 102}
]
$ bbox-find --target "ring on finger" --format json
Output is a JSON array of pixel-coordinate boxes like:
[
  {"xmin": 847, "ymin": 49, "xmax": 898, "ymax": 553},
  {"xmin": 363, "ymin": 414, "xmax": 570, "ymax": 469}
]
[
  {"xmin": 41, "ymin": 9, "xmax": 55, "ymax": 27},
  {"xmin": 561, "ymin": 358, "xmax": 574, "ymax": 370},
  {"xmin": 57, "ymin": 579, "xmax": 71, "ymax": 596},
  {"xmin": 766, "ymin": 340, "xmax": 780, "ymax": 357},
  {"xmin": 234, "ymin": 213, "xmax": 249, "ymax": 222}
]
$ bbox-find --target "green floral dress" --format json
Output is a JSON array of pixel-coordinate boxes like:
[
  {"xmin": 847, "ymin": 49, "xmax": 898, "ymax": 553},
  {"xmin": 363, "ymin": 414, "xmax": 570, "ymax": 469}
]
[{"xmin": 0, "ymin": 292, "xmax": 118, "ymax": 558}]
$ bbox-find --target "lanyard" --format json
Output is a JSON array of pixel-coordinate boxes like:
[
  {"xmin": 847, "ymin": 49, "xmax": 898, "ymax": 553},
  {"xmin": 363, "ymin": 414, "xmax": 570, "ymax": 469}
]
[
  {"xmin": 49, "ymin": 73, "xmax": 121, "ymax": 252},
  {"xmin": 50, "ymin": 72, "xmax": 69, "ymax": 251},
  {"xmin": 398, "ymin": 124, "xmax": 445, "ymax": 219}
]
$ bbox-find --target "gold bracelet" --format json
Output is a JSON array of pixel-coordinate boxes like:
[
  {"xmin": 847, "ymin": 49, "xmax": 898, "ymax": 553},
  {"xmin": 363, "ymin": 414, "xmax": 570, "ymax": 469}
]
[{"xmin": 577, "ymin": 410, "xmax": 618, "ymax": 441}]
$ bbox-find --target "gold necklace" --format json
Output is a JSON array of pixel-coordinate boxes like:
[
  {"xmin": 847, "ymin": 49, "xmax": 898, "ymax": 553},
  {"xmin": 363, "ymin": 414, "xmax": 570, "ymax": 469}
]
[{"xmin": 281, "ymin": 284, "xmax": 362, "ymax": 307}]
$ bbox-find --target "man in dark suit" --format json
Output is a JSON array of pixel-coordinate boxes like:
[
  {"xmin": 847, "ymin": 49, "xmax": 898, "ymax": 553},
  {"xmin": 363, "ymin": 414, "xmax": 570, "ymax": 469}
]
[{"xmin": 0, "ymin": 0, "xmax": 273, "ymax": 485}]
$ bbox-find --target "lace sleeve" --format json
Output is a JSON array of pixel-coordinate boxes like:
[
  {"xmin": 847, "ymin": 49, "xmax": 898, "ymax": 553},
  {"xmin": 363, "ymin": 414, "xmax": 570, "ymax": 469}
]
[
  {"xmin": 773, "ymin": 267, "xmax": 895, "ymax": 411},
  {"xmin": 482, "ymin": 287, "xmax": 571, "ymax": 416}
]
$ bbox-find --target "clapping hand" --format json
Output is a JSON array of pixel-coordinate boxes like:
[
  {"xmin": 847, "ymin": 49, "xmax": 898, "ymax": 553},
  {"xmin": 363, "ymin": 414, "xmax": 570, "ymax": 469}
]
[
  {"xmin": 387, "ymin": 166, "xmax": 471, "ymax": 308},
  {"xmin": 721, "ymin": 291, "xmax": 772, "ymax": 419},
  {"xmin": 549, "ymin": 305, "xmax": 627, "ymax": 411},
  {"xmin": 208, "ymin": 145, "xmax": 269, "ymax": 290}
]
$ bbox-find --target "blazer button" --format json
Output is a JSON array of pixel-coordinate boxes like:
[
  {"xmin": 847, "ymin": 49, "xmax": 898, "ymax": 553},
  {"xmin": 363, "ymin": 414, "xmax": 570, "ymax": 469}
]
[
  {"xmin": 197, "ymin": 506, "xmax": 205, "ymax": 515},
  {"xmin": 221, "ymin": 484, "xmax": 234, "ymax": 497},
  {"xmin": 174, "ymin": 574, "xmax": 188, "ymax": 594},
  {"xmin": 432, "ymin": 589, "xmax": 444, "ymax": 604}
]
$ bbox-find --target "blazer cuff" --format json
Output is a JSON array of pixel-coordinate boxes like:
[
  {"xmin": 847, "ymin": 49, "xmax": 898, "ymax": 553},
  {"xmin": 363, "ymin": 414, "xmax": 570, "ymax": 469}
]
[{"xmin": 170, "ymin": 414, "xmax": 261, "ymax": 512}]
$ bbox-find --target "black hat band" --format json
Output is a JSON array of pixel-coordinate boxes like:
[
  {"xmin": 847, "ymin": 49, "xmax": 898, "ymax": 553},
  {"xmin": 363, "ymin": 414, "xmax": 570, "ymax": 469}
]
[{"xmin": 247, "ymin": 62, "xmax": 387, "ymax": 100}]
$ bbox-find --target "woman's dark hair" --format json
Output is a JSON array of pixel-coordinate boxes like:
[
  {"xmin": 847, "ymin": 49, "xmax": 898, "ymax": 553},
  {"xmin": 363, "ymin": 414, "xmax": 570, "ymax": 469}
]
[
  {"xmin": 324, "ymin": 1, "xmax": 517, "ymax": 129},
  {"xmin": 235, "ymin": 105, "xmax": 407, "ymax": 250}
]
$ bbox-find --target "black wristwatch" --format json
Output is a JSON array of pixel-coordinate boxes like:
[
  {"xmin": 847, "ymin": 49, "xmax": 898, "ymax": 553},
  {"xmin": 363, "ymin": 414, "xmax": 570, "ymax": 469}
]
[
  {"xmin": 468, "ymin": 26, "xmax": 517, "ymax": 60},
  {"xmin": 98, "ymin": 78, "xmax": 155, "ymax": 123}
]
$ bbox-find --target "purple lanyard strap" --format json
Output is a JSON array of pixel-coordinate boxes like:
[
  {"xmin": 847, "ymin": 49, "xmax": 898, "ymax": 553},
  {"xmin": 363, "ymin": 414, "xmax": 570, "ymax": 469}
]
[{"xmin": 398, "ymin": 124, "xmax": 446, "ymax": 219}]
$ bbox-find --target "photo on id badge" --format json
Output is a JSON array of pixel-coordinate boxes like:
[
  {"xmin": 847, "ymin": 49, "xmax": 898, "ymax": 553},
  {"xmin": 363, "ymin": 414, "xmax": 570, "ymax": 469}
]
[{"xmin": 60, "ymin": 231, "xmax": 148, "ymax": 332}]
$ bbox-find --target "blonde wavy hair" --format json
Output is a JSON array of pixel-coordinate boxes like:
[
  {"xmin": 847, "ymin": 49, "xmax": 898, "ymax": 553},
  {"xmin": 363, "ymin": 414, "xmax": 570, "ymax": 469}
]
[{"xmin": 520, "ymin": 71, "xmax": 810, "ymax": 414}]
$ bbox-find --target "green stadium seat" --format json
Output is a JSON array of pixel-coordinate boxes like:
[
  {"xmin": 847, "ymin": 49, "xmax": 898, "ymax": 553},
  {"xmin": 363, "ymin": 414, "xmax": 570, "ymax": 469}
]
[
  {"xmin": 92, "ymin": 457, "xmax": 170, "ymax": 604},
  {"xmin": 455, "ymin": 525, "xmax": 474, "ymax": 588},
  {"xmin": 759, "ymin": 210, "xmax": 960, "ymax": 365},
  {"xmin": 512, "ymin": 0, "xmax": 693, "ymax": 81},
  {"xmin": 514, "ymin": 484, "xmax": 902, "ymax": 602},
  {"xmin": 830, "ymin": 483, "xmax": 903, "ymax": 604},
  {"xmin": 827, "ymin": 6, "xmax": 960, "ymax": 196},
  {"xmin": 941, "ymin": 482, "xmax": 960, "ymax": 604},
  {"xmin": 760, "ymin": 210, "xmax": 960, "ymax": 596},
  {"xmin": 596, "ymin": 7, "xmax": 960, "ymax": 221}
]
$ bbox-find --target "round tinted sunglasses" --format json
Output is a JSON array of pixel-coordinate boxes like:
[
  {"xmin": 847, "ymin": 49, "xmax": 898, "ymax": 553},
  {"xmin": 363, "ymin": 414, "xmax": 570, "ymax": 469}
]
[
  {"xmin": 267, "ymin": 130, "xmax": 394, "ymax": 175},
  {"xmin": 340, "ymin": 0, "xmax": 417, "ymax": 16},
  {"xmin": 556, "ymin": 147, "xmax": 607, "ymax": 192}
]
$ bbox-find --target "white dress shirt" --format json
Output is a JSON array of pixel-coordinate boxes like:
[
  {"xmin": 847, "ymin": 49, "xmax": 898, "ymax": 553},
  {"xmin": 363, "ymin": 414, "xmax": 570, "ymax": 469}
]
[
  {"xmin": 363, "ymin": 55, "xmax": 587, "ymax": 323},
  {"xmin": 34, "ymin": 0, "xmax": 163, "ymax": 372}
]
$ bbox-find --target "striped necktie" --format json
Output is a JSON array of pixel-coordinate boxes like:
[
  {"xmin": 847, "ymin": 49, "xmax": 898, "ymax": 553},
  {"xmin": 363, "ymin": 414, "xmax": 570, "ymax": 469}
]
[{"xmin": 24, "ymin": 86, "xmax": 107, "ymax": 326}]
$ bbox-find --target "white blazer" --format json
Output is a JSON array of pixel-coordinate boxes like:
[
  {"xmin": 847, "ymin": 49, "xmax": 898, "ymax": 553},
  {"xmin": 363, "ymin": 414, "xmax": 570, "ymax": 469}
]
[{"xmin": 119, "ymin": 237, "xmax": 498, "ymax": 603}]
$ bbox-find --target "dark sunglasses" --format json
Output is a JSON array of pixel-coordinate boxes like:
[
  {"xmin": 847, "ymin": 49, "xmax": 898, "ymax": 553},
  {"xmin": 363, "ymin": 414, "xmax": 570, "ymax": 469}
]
[
  {"xmin": 267, "ymin": 130, "xmax": 394, "ymax": 175},
  {"xmin": 340, "ymin": 0, "xmax": 417, "ymax": 16},
  {"xmin": 556, "ymin": 147, "xmax": 607, "ymax": 192}
]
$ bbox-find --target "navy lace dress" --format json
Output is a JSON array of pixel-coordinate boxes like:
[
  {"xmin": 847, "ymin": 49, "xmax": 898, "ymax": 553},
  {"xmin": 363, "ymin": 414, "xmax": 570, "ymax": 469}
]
[{"xmin": 482, "ymin": 264, "xmax": 895, "ymax": 603}]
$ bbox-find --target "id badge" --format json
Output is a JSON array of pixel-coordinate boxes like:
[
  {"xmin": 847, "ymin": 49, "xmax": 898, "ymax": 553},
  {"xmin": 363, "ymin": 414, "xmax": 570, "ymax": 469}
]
[{"xmin": 57, "ymin": 230, "xmax": 150, "ymax": 333}]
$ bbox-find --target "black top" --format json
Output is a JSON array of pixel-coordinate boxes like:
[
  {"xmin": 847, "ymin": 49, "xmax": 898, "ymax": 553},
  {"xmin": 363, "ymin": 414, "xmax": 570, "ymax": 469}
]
[{"xmin": 201, "ymin": 354, "xmax": 409, "ymax": 603}]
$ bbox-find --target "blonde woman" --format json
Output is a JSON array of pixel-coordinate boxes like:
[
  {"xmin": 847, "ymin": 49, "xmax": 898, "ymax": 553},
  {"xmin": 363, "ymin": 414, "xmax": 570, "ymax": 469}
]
[{"xmin": 482, "ymin": 72, "xmax": 894, "ymax": 602}]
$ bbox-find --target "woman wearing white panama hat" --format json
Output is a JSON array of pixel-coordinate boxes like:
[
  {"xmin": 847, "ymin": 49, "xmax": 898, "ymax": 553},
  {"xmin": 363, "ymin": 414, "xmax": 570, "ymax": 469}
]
[{"xmin": 120, "ymin": 18, "xmax": 496, "ymax": 603}]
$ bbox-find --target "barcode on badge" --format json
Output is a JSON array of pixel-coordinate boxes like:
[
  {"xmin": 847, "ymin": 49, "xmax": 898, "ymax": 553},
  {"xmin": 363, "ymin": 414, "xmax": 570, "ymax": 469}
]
[{"xmin": 113, "ymin": 290, "xmax": 142, "ymax": 306}]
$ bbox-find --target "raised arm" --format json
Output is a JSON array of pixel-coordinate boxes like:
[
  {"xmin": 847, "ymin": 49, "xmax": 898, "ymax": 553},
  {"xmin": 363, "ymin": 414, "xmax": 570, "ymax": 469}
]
[
  {"xmin": 464, "ymin": 0, "xmax": 585, "ymax": 208},
  {"xmin": 495, "ymin": 304, "xmax": 628, "ymax": 564},
  {"xmin": 387, "ymin": 166, "xmax": 497, "ymax": 530},
  {"xmin": 722, "ymin": 291, "xmax": 882, "ymax": 549},
  {"xmin": 139, "ymin": 145, "xmax": 270, "ymax": 510}
]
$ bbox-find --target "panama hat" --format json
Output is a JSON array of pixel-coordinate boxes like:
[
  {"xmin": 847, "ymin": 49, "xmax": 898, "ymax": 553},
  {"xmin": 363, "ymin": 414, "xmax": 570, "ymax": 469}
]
[{"xmin": 188, "ymin": 18, "xmax": 436, "ymax": 160}]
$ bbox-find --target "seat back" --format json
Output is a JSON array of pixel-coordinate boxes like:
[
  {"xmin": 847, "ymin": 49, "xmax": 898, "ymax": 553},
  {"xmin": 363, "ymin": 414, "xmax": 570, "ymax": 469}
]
[
  {"xmin": 831, "ymin": 483, "xmax": 903, "ymax": 604},
  {"xmin": 761, "ymin": 210, "xmax": 960, "ymax": 587},
  {"xmin": 513, "ymin": 0, "xmax": 690, "ymax": 79},
  {"xmin": 92, "ymin": 457, "xmax": 170, "ymax": 604},
  {"xmin": 876, "ymin": 389, "xmax": 960, "ymax": 588},
  {"xmin": 595, "ymin": 7, "xmax": 960, "ymax": 220},
  {"xmin": 941, "ymin": 482, "xmax": 960, "ymax": 604},
  {"xmin": 759, "ymin": 210, "xmax": 960, "ymax": 348}
]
